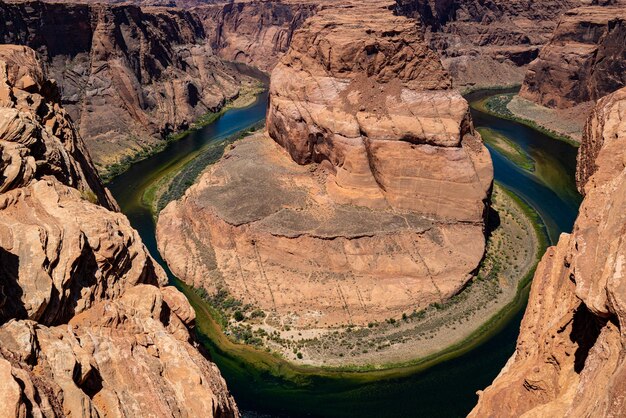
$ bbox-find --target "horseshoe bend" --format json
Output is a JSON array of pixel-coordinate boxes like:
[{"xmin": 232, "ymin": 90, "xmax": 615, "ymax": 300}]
[
  {"xmin": 0, "ymin": 0, "xmax": 625, "ymax": 416},
  {"xmin": 156, "ymin": 1, "xmax": 498, "ymax": 367}
]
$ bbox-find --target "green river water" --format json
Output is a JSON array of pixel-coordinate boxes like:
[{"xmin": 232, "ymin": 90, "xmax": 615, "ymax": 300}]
[{"xmin": 107, "ymin": 86, "xmax": 581, "ymax": 417}]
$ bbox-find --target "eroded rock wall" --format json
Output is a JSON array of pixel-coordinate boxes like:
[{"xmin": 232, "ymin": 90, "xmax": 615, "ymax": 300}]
[
  {"xmin": 520, "ymin": 5, "xmax": 626, "ymax": 108},
  {"xmin": 196, "ymin": 1, "xmax": 318, "ymax": 72},
  {"xmin": 0, "ymin": 45, "xmax": 238, "ymax": 417},
  {"xmin": 470, "ymin": 87, "xmax": 626, "ymax": 417},
  {"xmin": 395, "ymin": 0, "xmax": 585, "ymax": 88},
  {"xmin": 0, "ymin": 1, "xmax": 244, "ymax": 170}
]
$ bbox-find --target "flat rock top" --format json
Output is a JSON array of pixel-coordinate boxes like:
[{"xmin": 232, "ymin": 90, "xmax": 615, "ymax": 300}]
[{"xmin": 188, "ymin": 133, "xmax": 434, "ymax": 239}]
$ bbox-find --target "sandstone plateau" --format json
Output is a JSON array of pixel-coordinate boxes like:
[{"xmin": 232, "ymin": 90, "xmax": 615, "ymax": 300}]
[
  {"xmin": 470, "ymin": 87, "xmax": 626, "ymax": 417},
  {"xmin": 0, "ymin": 45, "xmax": 238, "ymax": 417},
  {"xmin": 0, "ymin": 1, "xmax": 247, "ymax": 172},
  {"xmin": 520, "ymin": 4, "xmax": 626, "ymax": 109},
  {"xmin": 157, "ymin": 1, "xmax": 493, "ymax": 334}
]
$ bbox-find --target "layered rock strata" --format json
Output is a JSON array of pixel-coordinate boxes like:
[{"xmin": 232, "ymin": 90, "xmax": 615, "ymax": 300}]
[
  {"xmin": 158, "ymin": 2, "xmax": 492, "ymax": 331},
  {"xmin": 394, "ymin": 0, "xmax": 585, "ymax": 88},
  {"xmin": 470, "ymin": 87, "xmax": 626, "ymax": 417},
  {"xmin": 196, "ymin": 1, "xmax": 318, "ymax": 72},
  {"xmin": 0, "ymin": 45, "xmax": 238, "ymax": 417},
  {"xmin": 0, "ymin": 1, "xmax": 245, "ymax": 171},
  {"xmin": 520, "ymin": 5, "xmax": 626, "ymax": 108}
]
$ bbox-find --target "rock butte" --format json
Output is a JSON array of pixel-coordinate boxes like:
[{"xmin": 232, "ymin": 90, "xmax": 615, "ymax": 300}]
[
  {"xmin": 470, "ymin": 87, "xmax": 626, "ymax": 417},
  {"xmin": 0, "ymin": 45, "xmax": 238, "ymax": 417},
  {"xmin": 157, "ymin": 1, "xmax": 493, "ymax": 330}
]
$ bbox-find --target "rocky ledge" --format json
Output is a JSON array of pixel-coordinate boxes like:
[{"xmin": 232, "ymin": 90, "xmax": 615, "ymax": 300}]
[
  {"xmin": 470, "ymin": 87, "xmax": 626, "ymax": 417},
  {"xmin": 0, "ymin": 45, "xmax": 238, "ymax": 417},
  {"xmin": 157, "ymin": 1, "xmax": 492, "ymax": 363}
]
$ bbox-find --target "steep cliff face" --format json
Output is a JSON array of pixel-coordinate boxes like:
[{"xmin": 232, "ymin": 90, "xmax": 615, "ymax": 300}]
[
  {"xmin": 520, "ymin": 6, "xmax": 626, "ymax": 108},
  {"xmin": 158, "ymin": 1, "xmax": 492, "ymax": 344},
  {"xmin": 0, "ymin": 45, "xmax": 238, "ymax": 417},
  {"xmin": 470, "ymin": 87, "xmax": 626, "ymax": 417},
  {"xmin": 394, "ymin": 0, "xmax": 584, "ymax": 88},
  {"xmin": 196, "ymin": 1, "xmax": 318, "ymax": 72},
  {"xmin": 0, "ymin": 1, "xmax": 245, "ymax": 172}
]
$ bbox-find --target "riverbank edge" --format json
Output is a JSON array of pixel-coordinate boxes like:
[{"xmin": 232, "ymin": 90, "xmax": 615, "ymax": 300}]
[
  {"xmin": 468, "ymin": 88, "xmax": 580, "ymax": 147},
  {"xmin": 100, "ymin": 81, "xmax": 265, "ymax": 183},
  {"xmin": 142, "ymin": 120, "xmax": 265, "ymax": 219},
  {"xmin": 161, "ymin": 181, "xmax": 548, "ymax": 383}
]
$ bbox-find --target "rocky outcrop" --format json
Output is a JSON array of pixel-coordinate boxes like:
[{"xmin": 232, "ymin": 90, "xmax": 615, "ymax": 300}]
[
  {"xmin": 0, "ymin": 45, "xmax": 238, "ymax": 417},
  {"xmin": 470, "ymin": 87, "xmax": 626, "ymax": 417},
  {"xmin": 0, "ymin": 45, "xmax": 116, "ymax": 210},
  {"xmin": 158, "ymin": 2, "xmax": 492, "ymax": 333},
  {"xmin": 266, "ymin": 3, "xmax": 489, "ymax": 218},
  {"xmin": 196, "ymin": 1, "xmax": 318, "ymax": 72},
  {"xmin": 0, "ymin": 1, "xmax": 245, "ymax": 172},
  {"xmin": 395, "ymin": 0, "xmax": 585, "ymax": 88},
  {"xmin": 520, "ymin": 5, "xmax": 626, "ymax": 108}
]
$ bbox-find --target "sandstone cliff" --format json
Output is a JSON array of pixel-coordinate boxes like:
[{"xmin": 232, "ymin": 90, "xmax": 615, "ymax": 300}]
[
  {"xmin": 470, "ymin": 87, "xmax": 626, "ymax": 417},
  {"xmin": 394, "ymin": 0, "xmax": 585, "ymax": 88},
  {"xmin": 0, "ymin": 1, "xmax": 246, "ymax": 173},
  {"xmin": 520, "ymin": 5, "xmax": 626, "ymax": 108},
  {"xmin": 0, "ymin": 45, "xmax": 238, "ymax": 417},
  {"xmin": 196, "ymin": 1, "xmax": 318, "ymax": 72},
  {"xmin": 158, "ymin": 1, "xmax": 492, "ymax": 341}
]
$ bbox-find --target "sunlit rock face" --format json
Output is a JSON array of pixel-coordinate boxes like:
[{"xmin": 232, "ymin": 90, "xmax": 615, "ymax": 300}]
[
  {"xmin": 470, "ymin": 87, "xmax": 626, "ymax": 418},
  {"xmin": 158, "ymin": 1, "xmax": 493, "ymax": 331},
  {"xmin": 0, "ymin": 45, "xmax": 239, "ymax": 418},
  {"xmin": 520, "ymin": 5, "xmax": 626, "ymax": 109}
]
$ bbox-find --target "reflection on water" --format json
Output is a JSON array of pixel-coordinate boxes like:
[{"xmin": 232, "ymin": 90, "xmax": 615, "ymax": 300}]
[{"xmin": 109, "ymin": 88, "xmax": 581, "ymax": 418}]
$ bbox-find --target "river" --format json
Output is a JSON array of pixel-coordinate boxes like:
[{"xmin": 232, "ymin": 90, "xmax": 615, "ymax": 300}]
[{"xmin": 108, "ymin": 88, "xmax": 581, "ymax": 417}]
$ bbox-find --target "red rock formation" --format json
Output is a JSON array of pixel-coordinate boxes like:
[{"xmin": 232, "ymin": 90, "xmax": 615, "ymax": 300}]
[
  {"xmin": 158, "ymin": 2, "xmax": 492, "ymax": 335},
  {"xmin": 395, "ymin": 0, "xmax": 585, "ymax": 88},
  {"xmin": 470, "ymin": 87, "xmax": 626, "ymax": 417},
  {"xmin": 0, "ymin": 1, "xmax": 245, "ymax": 172},
  {"xmin": 520, "ymin": 5, "xmax": 626, "ymax": 108},
  {"xmin": 196, "ymin": 1, "xmax": 318, "ymax": 72},
  {"xmin": 0, "ymin": 45, "xmax": 239, "ymax": 417}
]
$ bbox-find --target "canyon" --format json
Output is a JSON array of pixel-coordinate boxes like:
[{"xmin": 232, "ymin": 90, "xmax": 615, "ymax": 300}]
[
  {"xmin": 395, "ymin": 0, "xmax": 586, "ymax": 89},
  {"xmin": 196, "ymin": 1, "xmax": 318, "ymax": 72},
  {"xmin": 1, "ymin": 0, "xmax": 625, "ymax": 415},
  {"xmin": 0, "ymin": 0, "xmax": 591, "ymax": 179},
  {"xmin": 157, "ymin": 0, "xmax": 495, "ymax": 365},
  {"xmin": 0, "ymin": 1, "xmax": 248, "ymax": 175},
  {"xmin": 496, "ymin": 1, "xmax": 626, "ymax": 142},
  {"xmin": 470, "ymin": 86, "xmax": 626, "ymax": 418},
  {"xmin": 0, "ymin": 45, "xmax": 238, "ymax": 417}
]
